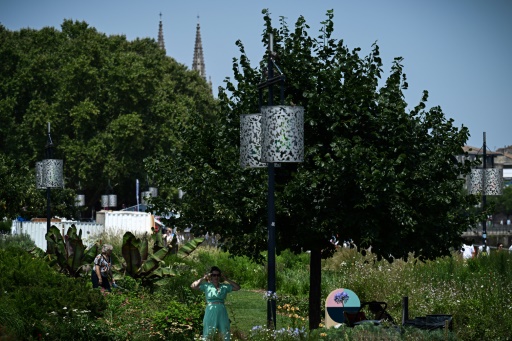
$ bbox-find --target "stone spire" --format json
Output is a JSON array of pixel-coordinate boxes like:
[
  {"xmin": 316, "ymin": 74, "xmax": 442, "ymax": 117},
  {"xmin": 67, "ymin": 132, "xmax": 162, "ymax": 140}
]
[
  {"xmin": 157, "ymin": 12, "xmax": 166, "ymax": 53},
  {"xmin": 192, "ymin": 16, "xmax": 206, "ymax": 80}
]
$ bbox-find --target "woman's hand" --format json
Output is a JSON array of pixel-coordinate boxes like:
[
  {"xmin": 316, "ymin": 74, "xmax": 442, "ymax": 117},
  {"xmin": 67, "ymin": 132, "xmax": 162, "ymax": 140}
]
[
  {"xmin": 222, "ymin": 274, "xmax": 241, "ymax": 291},
  {"xmin": 191, "ymin": 274, "xmax": 208, "ymax": 290}
]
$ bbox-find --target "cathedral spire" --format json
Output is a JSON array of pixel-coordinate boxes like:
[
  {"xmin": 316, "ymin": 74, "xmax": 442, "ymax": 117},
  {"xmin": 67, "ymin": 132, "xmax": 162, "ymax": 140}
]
[
  {"xmin": 192, "ymin": 16, "xmax": 206, "ymax": 80},
  {"xmin": 157, "ymin": 12, "xmax": 166, "ymax": 53}
]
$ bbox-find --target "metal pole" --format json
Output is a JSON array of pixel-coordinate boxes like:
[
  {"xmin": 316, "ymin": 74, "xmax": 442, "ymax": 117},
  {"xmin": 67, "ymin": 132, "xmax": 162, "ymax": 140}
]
[
  {"xmin": 482, "ymin": 132, "xmax": 487, "ymax": 250},
  {"xmin": 45, "ymin": 122, "xmax": 53, "ymax": 234},
  {"xmin": 266, "ymin": 32, "xmax": 277, "ymax": 329}
]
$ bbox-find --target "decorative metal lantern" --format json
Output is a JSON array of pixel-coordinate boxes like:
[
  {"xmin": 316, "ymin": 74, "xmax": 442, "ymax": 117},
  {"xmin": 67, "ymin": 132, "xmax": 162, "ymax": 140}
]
[
  {"xmin": 260, "ymin": 105, "xmax": 304, "ymax": 163},
  {"xmin": 75, "ymin": 194, "xmax": 86, "ymax": 207},
  {"xmin": 101, "ymin": 195, "xmax": 110, "ymax": 208},
  {"xmin": 35, "ymin": 161, "xmax": 45, "ymax": 189},
  {"xmin": 108, "ymin": 194, "xmax": 117, "ymax": 207},
  {"xmin": 149, "ymin": 186, "xmax": 158, "ymax": 198},
  {"xmin": 35, "ymin": 159, "xmax": 64, "ymax": 189},
  {"xmin": 141, "ymin": 191, "xmax": 151, "ymax": 205},
  {"xmin": 468, "ymin": 168, "xmax": 504, "ymax": 195},
  {"xmin": 240, "ymin": 113, "xmax": 267, "ymax": 168}
]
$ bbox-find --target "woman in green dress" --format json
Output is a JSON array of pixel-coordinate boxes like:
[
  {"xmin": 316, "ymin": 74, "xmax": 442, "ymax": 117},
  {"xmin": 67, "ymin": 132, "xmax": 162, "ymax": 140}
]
[{"xmin": 191, "ymin": 266, "xmax": 241, "ymax": 340}]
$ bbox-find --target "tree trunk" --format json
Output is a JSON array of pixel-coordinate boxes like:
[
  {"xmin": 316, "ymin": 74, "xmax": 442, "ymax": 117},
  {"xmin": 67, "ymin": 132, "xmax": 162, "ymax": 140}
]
[{"xmin": 309, "ymin": 247, "xmax": 322, "ymax": 330}]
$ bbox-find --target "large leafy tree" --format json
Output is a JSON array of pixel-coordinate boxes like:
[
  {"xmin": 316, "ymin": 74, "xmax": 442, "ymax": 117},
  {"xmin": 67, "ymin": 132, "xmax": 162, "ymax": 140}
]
[
  {"xmin": 488, "ymin": 186, "xmax": 512, "ymax": 220},
  {"xmin": 0, "ymin": 20, "xmax": 215, "ymax": 219},
  {"xmin": 147, "ymin": 9, "xmax": 479, "ymax": 328}
]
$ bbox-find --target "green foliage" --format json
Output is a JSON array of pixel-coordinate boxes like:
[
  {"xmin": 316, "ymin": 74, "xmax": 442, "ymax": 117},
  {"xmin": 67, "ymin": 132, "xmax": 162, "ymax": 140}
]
[
  {"xmin": 0, "ymin": 20, "xmax": 217, "ymax": 218},
  {"xmin": 0, "ymin": 154, "xmax": 44, "ymax": 220},
  {"xmin": 152, "ymin": 300, "xmax": 205, "ymax": 339},
  {"xmin": 148, "ymin": 8, "xmax": 479, "ymax": 264},
  {"xmin": 320, "ymin": 248, "xmax": 512, "ymax": 341},
  {"xmin": 119, "ymin": 231, "xmax": 204, "ymax": 288},
  {"xmin": 1, "ymin": 244, "xmax": 511, "ymax": 340},
  {"xmin": 0, "ymin": 232, "xmax": 36, "ymax": 250},
  {"xmin": 0, "ymin": 220, "xmax": 11, "ymax": 233},
  {"xmin": 120, "ymin": 231, "xmax": 176, "ymax": 285},
  {"xmin": 146, "ymin": 8, "xmax": 480, "ymax": 327},
  {"xmin": 488, "ymin": 185, "xmax": 512, "ymax": 218},
  {"xmin": 43, "ymin": 224, "xmax": 99, "ymax": 277},
  {"xmin": 0, "ymin": 246, "xmax": 106, "ymax": 339}
]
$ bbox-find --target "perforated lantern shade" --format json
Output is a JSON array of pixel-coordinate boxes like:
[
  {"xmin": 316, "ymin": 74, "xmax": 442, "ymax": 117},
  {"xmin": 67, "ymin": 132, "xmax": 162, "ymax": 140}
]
[
  {"xmin": 35, "ymin": 159, "xmax": 64, "ymax": 189},
  {"xmin": 35, "ymin": 162, "xmax": 45, "ymax": 189},
  {"xmin": 260, "ymin": 105, "xmax": 304, "ymax": 163},
  {"xmin": 141, "ymin": 191, "xmax": 151, "ymax": 205},
  {"xmin": 468, "ymin": 168, "xmax": 504, "ymax": 195},
  {"xmin": 108, "ymin": 194, "xmax": 117, "ymax": 207},
  {"xmin": 75, "ymin": 194, "xmax": 86, "ymax": 207},
  {"xmin": 101, "ymin": 194, "xmax": 117, "ymax": 208},
  {"xmin": 149, "ymin": 187, "xmax": 158, "ymax": 198},
  {"xmin": 240, "ymin": 113, "xmax": 267, "ymax": 168},
  {"xmin": 101, "ymin": 195, "xmax": 109, "ymax": 208}
]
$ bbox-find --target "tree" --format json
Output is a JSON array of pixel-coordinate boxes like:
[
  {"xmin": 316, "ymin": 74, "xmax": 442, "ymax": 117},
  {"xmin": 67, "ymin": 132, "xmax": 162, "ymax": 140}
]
[
  {"xmin": 488, "ymin": 186, "xmax": 512, "ymax": 220},
  {"xmin": 0, "ymin": 21, "xmax": 216, "ymax": 219},
  {"xmin": 147, "ymin": 9, "xmax": 480, "ymax": 329}
]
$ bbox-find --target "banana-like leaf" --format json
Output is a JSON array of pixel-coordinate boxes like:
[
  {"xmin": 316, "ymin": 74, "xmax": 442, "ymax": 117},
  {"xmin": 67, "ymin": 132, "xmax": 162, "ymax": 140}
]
[
  {"xmin": 151, "ymin": 266, "xmax": 177, "ymax": 279},
  {"xmin": 140, "ymin": 235, "xmax": 149, "ymax": 263},
  {"xmin": 122, "ymin": 232, "xmax": 143, "ymax": 276},
  {"xmin": 119, "ymin": 233, "xmax": 204, "ymax": 284},
  {"xmin": 151, "ymin": 228, "xmax": 165, "ymax": 253},
  {"xmin": 65, "ymin": 226, "xmax": 87, "ymax": 276},
  {"xmin": 45, "ymin": 226, "xmax": 67, "ymax": 267},
  {"xmin": 42, "ymin": 225, "xmax": 99, "ymax": 277},
  {"xmin": 177, "ymin": 237, "xmax": 204, "ymax": 258},
  {"xmin": 140, "ymin": 246, "xmax": 172, "ymax": 275},
  {"xmin": 83, "ymin": 243, "xmax": 99, "ymax": 264}
]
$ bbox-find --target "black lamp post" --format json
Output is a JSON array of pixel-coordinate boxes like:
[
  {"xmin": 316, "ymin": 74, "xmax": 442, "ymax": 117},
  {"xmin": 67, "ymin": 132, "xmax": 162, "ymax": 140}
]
[
  {"xmin": 468, "ymin": 132, "xmax": 504, "ymax": 249},
  {"xmin": 240, "ymin": 33, "xmax": 304, "ymax": 328},
  {"xmin": 35, "ymin": 122, "xmax": 64, "ymax": 236}
]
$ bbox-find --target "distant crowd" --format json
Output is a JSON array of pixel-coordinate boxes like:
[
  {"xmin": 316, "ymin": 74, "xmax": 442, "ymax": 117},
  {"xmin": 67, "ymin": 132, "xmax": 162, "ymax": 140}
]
[
  {"xmin": 159, "ymin": 226, "xmax": 219, "ymax": 248},
  {"xmin": 461, "ymin": 242, "xmax": 511, "ymax": 259}
]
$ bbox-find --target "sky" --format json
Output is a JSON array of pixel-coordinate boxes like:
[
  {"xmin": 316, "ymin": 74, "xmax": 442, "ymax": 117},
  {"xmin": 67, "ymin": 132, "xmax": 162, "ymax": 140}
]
[{"xmin": 1, "ymin": 0, "xmax": 511, "ymax": 149}]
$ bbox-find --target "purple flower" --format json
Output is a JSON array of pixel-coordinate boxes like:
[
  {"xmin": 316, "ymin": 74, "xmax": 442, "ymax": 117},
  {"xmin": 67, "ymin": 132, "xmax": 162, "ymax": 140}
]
[{"xmin": 334, "ymin": 291, "xmax": 349, "ymax": 304}]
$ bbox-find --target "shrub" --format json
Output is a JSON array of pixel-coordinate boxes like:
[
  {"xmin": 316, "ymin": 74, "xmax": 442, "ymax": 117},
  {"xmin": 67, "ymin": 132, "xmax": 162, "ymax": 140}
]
[
  {"xmin": 0, "ymin": 247, "xmax": 106, "ymax": 339},
  {"xmin": 152, "ymin": 300, "xmax": 205, "ymax": 339},
  {"xmin": 0, "ymin": 232, "xmax": 36, "ymax": 250},
  {"xmin": 0, "ymin": 220, "xmax": 11, "ymax": 234},
  {"xmin": 195, "ymin": 248, "xmax": 267, "ymax": 290}
]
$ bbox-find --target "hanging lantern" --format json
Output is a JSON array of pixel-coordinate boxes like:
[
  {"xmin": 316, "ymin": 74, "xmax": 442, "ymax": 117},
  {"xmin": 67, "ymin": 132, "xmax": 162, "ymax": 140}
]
[
  {"xmin": 240, "ymin": 113, "xmax": 267, "ymax": 168},
  {"xmin": 468, "ymin": 168, "xmax": 503, "ymax": 195},
  {"xmin": 141, "ymin": 191, "xmax": 151, "ymax": 205},
  {"xmin": 260, "ymin": 105, "xmax": 304, "ymax": 163},
  {"xmin": 149, "ymin": 186, "xmax": 158, "ymax": 198},
  {"xmin": 101, "ymin": 195, "xmax": 109, "ymax": 208},
  {"xmin": 35, "ymin": 159, "xmax": 64, "ymax": 188},
  {"xmin": 75, "ymin": 194, "xmax": 86, "ymax": 207},
  {"xmin": 108, "ymin": 194, "xmax": 117, "ymax": 207},
  {"xmin": 35, "ymin": 161, "xmax": 45, "ymax": 189}
]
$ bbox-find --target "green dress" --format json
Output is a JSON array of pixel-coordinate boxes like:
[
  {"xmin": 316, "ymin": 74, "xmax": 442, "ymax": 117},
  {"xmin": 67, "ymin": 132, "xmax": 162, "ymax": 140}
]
[{"xmin": 199, "ymin": 282, "xmax": 233, "ymax": 340}]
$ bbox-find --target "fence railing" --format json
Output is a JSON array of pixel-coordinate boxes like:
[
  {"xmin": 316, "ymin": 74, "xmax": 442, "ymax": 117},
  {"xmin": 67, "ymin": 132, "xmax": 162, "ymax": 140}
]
[
  {"xmin": 10, "ymin": 220, "xmax": 219, "ymax": 251},
  {"xmin": 11, "ymin": 220, "xmax": 105, "ymax": 250}
]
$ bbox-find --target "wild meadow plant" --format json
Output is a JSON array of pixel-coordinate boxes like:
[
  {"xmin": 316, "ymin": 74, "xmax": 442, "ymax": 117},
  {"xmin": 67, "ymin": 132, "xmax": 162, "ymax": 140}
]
[
  {"xmin": 321, "ymin": 247, "xmax": 512, "ymax": 340},
  {"xmin": 2, "ymin": 232, "xmax": 511, "ymax": 340}
]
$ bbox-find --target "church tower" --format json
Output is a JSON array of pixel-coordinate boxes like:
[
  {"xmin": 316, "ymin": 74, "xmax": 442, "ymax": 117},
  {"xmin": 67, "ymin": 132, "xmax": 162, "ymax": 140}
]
[
  {"xmin": 192, "ymin": 16, "xmax": 206, "ymax": 80},
  {"xmin": 157, "ymin": 13, "xmax": 166, "ymax": 53}
]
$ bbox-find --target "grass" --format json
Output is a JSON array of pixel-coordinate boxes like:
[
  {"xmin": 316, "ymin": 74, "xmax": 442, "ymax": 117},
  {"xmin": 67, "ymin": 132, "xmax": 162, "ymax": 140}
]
[
  {"xmin": 227, "ymin": 289, "xmax": 267, "ymax": 336},
  {"xmin": 2, "ymin": 233, "xmax": 512, "ymax": 340}
]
